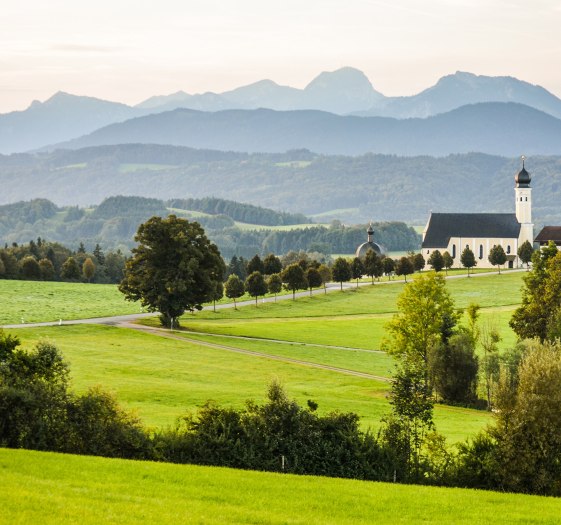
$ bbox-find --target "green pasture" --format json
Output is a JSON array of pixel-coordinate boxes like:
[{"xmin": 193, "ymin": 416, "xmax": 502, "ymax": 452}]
[
  {"xmin": 3, "ymin": 448, "xmax": 561, "ymax": 525},
  {"xmin": 175, "ymin": 272, "xmax": 524, "ymax": 350},
  {"xmin": 14, "ymin": 324, "xmax": 489, "ymax": 441},
  {"xmin": 0, "ymin": 280, "xmax": 140, "ymax": 325}
]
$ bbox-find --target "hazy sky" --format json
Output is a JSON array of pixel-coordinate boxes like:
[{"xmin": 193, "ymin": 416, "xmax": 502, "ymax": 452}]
[{"xmin": 2, "ymin": 0, "xmax": 560, "ymax": 113}]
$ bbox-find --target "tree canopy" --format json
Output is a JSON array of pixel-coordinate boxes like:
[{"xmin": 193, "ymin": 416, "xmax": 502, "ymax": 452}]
[{"xmin": 119, "ymin": 215, "xmax": 225, "ymax": 327}]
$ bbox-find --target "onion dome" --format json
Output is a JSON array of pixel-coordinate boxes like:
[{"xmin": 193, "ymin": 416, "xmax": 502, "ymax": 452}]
[{"xmin": 515, "ymin": 156, "xmax": 531, "ymax": 188}]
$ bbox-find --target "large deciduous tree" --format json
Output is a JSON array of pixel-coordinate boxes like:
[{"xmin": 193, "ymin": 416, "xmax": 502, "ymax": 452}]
[{"xmin": 119, "ymin": 215, "xmax": 225, "ymax": 327}]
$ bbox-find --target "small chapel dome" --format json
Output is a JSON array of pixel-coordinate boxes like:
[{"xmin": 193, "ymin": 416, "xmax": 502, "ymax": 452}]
[
  {"xmin": 355, "ymin": 222, "xmax": 384, "ymax": 258},
  {"xmin": 515, "ymin": 157, "xmax": 531, "ymax": 187}
]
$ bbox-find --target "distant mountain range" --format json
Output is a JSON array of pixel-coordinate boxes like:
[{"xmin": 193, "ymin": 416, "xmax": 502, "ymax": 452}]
[
  {"xmin": 49, "ymin": 102, "xmax": 561, "ymax": 157},
  {"xmin": 1, "ymin": 68, "xmax": 561, "ymax": 155}
]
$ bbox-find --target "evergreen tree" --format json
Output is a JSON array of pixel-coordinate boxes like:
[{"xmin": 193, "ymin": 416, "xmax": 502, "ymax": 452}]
[
  {"xmin": 263, "ymin": 253, "xmax": 282, "ymax": 275},
  {"xmin": 93, "ymin": 244, "xmax": 105, "ymax": 265},
  {"xmin": 247, "ymin": 254, "xmax": 265, "ymax": 275}
]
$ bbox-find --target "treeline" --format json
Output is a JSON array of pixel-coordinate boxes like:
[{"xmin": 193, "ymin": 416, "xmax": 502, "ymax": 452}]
[
  {"xmin": 0, "ymin": 239, "xmax": 125, "ymax": 284},
  {"xmin": 3, "ymin": 329, "xmax": 561, "ymax": 496},
  {"xmin": 0, "ymin": 197, "xmax": 420, "ymax": 259},
  {"xmin": 168, "ymin": 197, "xmax": 311, "ymax": 226}
]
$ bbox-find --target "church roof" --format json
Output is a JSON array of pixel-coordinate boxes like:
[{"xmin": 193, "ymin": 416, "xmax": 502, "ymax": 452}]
[
  {"xmin": 422, "ymin": 213, "xmax": 521, "ymax": 248},
  {"xmin": 535, "ymin": 226, "xmax": 561, "ymax": 243}
]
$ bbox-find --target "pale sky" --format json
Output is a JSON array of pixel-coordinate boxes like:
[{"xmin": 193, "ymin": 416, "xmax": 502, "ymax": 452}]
[{"xmin": 2, "ymin": 0, "xmax": 561, "ymax": 113}]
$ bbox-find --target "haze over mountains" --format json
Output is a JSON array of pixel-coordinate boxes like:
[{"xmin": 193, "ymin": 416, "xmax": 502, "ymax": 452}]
[{"xmin": 1, "ymin": 68, "xmax": 561, "ymax": 155}]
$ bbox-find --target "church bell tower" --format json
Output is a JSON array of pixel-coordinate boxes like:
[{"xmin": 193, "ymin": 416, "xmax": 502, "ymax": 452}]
[{"xmin": 515, "ymin": 156, "xmax": 533, "ymax": 246}]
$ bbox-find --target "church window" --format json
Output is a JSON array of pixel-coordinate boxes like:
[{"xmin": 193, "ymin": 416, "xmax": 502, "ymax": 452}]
[
  {"xmin": 507, "ymin": 245, "xmax": 511, "ymax": 254},
  {"xmin": 452, "ymin": 244, "xmax": 456, "ymax": 258},
  {"xmin": 525, "ymin": 197, "xmax": 528, "ymax": 201},
  {"xmin": 479, "ymin": 245, "xmax": 483, "ymax": 259}
]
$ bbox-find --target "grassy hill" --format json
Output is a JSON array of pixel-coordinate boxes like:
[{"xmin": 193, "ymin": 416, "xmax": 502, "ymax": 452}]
[
  {"xmin": 0, "ymin": 195, "xmax": 419, "ymax": 258},
  {"xmin": 3, "ymin": 448, "xmax": 561, "ymax": 524},
  {"xmin": 5, "ymin": 271, "xmax": 524, "ymax": 440}
]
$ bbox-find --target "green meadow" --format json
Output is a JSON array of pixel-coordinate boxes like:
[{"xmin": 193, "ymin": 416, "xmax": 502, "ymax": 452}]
[
  {"xmin": 175, "ymin": 271, "xmax": 525, "ymax": 351},
  {"xmin": 0, "ymin": 279, "xmax": 140, "ymax": 325},
  {"xmin": 2, "ymin": 448, "xmax": 561, "ymax": 525},
  {"xmin": 15, "ymin": 324, "xmax": 489, "ymax": 441},
  {"xmin": 4, "ymin": 271, "xmax": 525, "ymax": 442}
]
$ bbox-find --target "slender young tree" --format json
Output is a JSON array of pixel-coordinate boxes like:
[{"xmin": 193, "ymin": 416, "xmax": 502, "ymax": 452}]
[
  {"xmin": 395, "ymin": 256, "xmax": 414, "ymax": 283},
  {"xmin": 517, "ymin": 240, "xmax": 534, "ymax": 270},
  {"xmin": 317, "ymin": 264, "xmax": 331, "ymax": 294},
  {"xmin": 306, "ymin": 267, "xmax": 323, "ymax": 296},
  {"xmin": 460, "ymin": 246, "xmax": 476, "ymax": 277},
  {"xmin": 351, "ymin": 257, "xmax": 364, "ymax": 288},
  {"xmin": 225, "ymin": 274, "xmax": 245, "ymax": 310},
  {"xmin": 281, "ymin": 263, "xmax": 308, "ymax": 300},
  {"xmin": 488, "ymin": 245, "xmax": 507, "ymax": 274},
  {"xmin": 382, "ymin": 256, "xmax": 395, "ymax": 280},
  {"xmin": 442, "ymin": 251, "xmax": 454, "ymax": 275},
  {"xmin": 245, "ymin": 271, "xmax": 268, "ymax": 306},
  {"xmin": 427, "ymin": 250, "xmax": 444, "ymax": 272},
  {"xmin": 332, "ymin": 257, "xmax": 352, "ymax": 290},
  {"xmin": 267, "ymin": 273, "xmax": 283, "ymax": 301},
  {"xmin": 82, "ymin": 257, "xmax": 96, "ymax": 283}
]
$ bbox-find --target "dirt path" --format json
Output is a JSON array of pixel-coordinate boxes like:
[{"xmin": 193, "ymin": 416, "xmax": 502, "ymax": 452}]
[{"xmin": 119, "ymin": 321, "xmax": 391, "ymax": 383}]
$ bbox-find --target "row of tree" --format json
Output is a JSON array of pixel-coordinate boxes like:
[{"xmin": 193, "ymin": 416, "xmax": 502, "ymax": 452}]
[{"xmin": 0, "ymin": 239, "xmax": 126, "ymax": 284}]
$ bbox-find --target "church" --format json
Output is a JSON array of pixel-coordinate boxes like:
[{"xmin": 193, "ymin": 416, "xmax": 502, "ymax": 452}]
[{"xmin": 421, "ymin": 160, "xmax": 533, "ymax": 269}]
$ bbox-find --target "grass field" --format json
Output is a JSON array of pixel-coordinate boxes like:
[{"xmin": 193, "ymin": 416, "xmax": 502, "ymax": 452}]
[
  {"xmin": 14, "ymin": 324, "xmax": 490, "ymax": 441},
  {"xmin": 0, "ymin": 280, "xmax": 140, "ymax": 325},
  {"xmin": 2, "ymin": 448, "xmax": 561, "ymax": 525},
  {"xmin": 4, "ymin": 271, "xmax": 524, "ymax": 442},
  {"xmin": 174, "ymin": 272, "xmax": 524, "ymax": 351}
]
